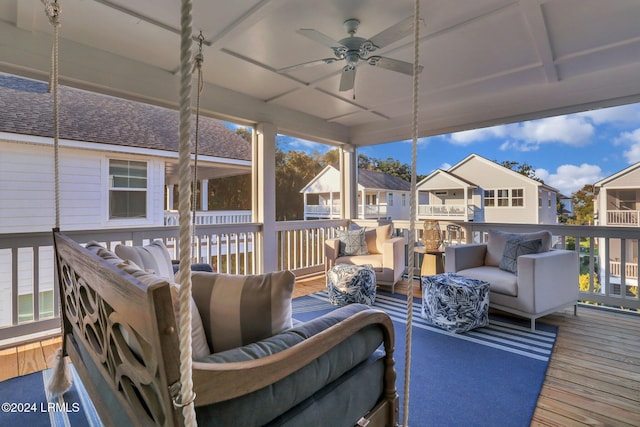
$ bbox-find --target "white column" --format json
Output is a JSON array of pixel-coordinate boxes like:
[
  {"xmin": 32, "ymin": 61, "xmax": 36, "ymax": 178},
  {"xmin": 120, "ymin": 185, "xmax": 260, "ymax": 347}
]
[
  {"xmin": 340, "ymin": 145, "xmax": 358, "ymax": 220},
  {"xmin": 303, "ymin": 192, "xmax": 308, "ymax": 220},
  {"xmin": 200, "ymin": 179, "xmax": 208, "ymax": 212},
  {"xmin": 360, "ymin": 189, "xmax": 366, "ymax": 219},
  {"xmin": 166, "ymin": 184, "xmax": 175, "ymax": 210},
  {"xmin": 254, "ymin": 123, "xmax": 278, "ymax": 273},
  {"xmin": 463, "ymin": 187, "xmax": 469, "ymax": 222},
  {"xmin": 329, "ymin": 192, "xmax": 334, "ymax": 218}
]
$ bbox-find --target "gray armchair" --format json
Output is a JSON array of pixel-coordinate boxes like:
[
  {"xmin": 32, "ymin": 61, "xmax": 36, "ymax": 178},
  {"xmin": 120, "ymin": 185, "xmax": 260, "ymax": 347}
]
[
  {"xmin": 325, "ymin": 224, "xmax": 405, "ymax": 292},
  {"xmin": 445, "ymin": 230, "xmax": 579, "ymax": 329}
]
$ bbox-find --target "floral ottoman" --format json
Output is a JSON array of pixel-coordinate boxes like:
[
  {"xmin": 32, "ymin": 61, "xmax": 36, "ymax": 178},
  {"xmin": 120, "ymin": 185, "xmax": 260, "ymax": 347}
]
[
  {"xmin": 326, "ymin": 264, "xmax": 376, "ymax": 306},
  {"xmin": 421, "ymin": 273, "xmax": 489, "ymax": 333}
]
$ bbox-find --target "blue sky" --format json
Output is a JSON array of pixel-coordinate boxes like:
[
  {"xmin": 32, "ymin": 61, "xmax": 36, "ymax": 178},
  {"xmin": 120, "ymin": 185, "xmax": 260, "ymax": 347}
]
[{"xmin": 273, "ymin": 102, "xmax": 640, "ymax": 196}]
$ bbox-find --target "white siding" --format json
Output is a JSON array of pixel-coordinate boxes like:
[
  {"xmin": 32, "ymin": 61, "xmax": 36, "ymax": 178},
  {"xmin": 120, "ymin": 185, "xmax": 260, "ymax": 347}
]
[{"xmin": 0, "ymin": 140, "xmax": 166, "ymax": 233}]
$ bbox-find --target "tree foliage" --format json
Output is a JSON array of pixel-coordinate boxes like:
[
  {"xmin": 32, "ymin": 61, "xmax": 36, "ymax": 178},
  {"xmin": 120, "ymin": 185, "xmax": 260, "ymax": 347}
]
[
  {"xmin": 359, "ymin": 154, "xmax": 425, "ymax": 182},
  {"xmin": 568, "ymin": 184, "xmax": 595, "ymax": 225},
  {"xmin": 499, "ymin": 160, "xmax": 541, "ymax": 182}
]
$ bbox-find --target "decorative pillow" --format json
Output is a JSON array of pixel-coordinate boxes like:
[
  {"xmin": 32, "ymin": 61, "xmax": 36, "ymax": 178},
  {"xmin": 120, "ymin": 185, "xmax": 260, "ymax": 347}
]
[
  {"xmin": 336, "ymin": 228, "xmax": 368, "ymax": 256},
  {"xmin": 499, "ymin": 238, "xmax": 543, "ymax": 274},
  {"xmin": 118, "ymin": 259, "xmax": 211, "ymax": 359},
  {"xmin": 190, "ymin": 270, "xmax": 295, "ymax": 353},
  {"xmin": 364, "ymin": 224, "xmax": 393, "ymax": 254},
  {"xmin": 115, "ymin": 240, "xmax": 174, "ymax": 280},
  {"xmin": 485, "ymin": 230, "xmax": 552, "ymax": 266}
]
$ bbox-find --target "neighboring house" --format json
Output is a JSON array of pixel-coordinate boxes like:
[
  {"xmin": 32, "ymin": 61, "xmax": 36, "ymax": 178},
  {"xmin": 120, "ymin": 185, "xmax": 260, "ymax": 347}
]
[
  {"xmin": 0, "ymin": 73, "xmax": 252, "ymax": 234},
  {"xmin": 301, "ymin": 165, "xmax": 411, "ymax": 220},
  {"xmin": 594, "ymin": 163, "xmax": 640, "ymax": 288},
  {"xmin": 416, "ymin": 154, "xmax": 559, "ymax": 224},
  {"xmin": 0, "ymin": 74, "xmax": 252, "ymax": 325}
]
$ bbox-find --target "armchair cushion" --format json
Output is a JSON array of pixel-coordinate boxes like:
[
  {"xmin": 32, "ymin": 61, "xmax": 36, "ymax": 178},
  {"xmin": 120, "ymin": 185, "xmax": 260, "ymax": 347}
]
[
  {"xmin": 364, "ymin": 224, "xmax": 393, "ymax": 254},
  {"xmin": 191, "ymin": 271, "xmax": 295, "ymax": 353},
  {"xmin": 336, "ymin": 228, "xmax": 369, "ymax": 256},
  {"xmin": 499, "ymin": 238, "xmax": 543, "ymax": 274}
]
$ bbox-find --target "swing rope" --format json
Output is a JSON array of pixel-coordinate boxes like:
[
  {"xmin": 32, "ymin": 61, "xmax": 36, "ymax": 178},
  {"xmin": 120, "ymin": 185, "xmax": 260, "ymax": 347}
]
[
  {"xmin": 42, "ymin": 0, "xmax": 72, "ymax": 397},
  {"xmin": 175, "ymin": 0, "xmax": 197, "ymax": 425},
  {"xmin": 191, "ymin": 31, "xmax": 204, "ymax": 242},
  {"xmin": 402, "ymin": 0, "xmax": 421, "ymax": 425}
]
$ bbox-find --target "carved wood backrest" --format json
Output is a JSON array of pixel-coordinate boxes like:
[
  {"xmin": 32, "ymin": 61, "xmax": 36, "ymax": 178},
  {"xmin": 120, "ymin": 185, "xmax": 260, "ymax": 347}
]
[{"xmin": 53, "ymin": 232, "xmax": 184, "ymax": 427}]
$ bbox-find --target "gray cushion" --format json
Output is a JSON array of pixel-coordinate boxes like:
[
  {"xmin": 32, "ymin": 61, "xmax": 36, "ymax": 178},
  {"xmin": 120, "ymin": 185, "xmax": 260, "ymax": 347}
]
[
  {"xmin": 499, "ymin": 238, "xmax": 543, "ymax": 274},
  {"xmin": 114, "ymin": 240, "xmax": 175, "ymax": 280},
  {"xmin": 485, "ymin": 230, "xmax": 552, "ymax": 266},
  {"xmin": 336, "ymin": 228, "xmax": 369, "ymax": 256},
  {"xmin": 191, "ymin": 271, "xmax": 295, "ymax": 353}
]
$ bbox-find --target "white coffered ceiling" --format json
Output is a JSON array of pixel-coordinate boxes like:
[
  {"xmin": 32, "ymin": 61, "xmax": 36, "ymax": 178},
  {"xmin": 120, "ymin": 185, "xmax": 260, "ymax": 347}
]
[{"xmin": 1, "ymin": 0, "xmax": 640, "ymax": 147}]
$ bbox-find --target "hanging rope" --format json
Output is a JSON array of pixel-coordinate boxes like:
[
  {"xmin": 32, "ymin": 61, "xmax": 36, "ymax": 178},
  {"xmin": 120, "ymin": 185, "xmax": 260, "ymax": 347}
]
[
  {"xmin": 42, "ymin": 0, "xmax": 71, "ymax": 396},
  {"xmin": 176, "ymin": 0, "xmax": 197, "ymax": 425},
  {"xmin": 403, "ymin": 0, "xmax": 421, "ymax": 425},
  {"xmin": 191, "ymin": 31, "xmax": 204, "ymax": 243}
]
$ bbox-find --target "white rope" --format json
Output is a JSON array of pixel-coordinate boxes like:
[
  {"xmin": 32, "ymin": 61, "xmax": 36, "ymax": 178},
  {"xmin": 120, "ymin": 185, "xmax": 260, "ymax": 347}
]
[
  {"xmin": 403, "ymin": 1, "xmax": 420, "ymax": 425},
  {"xmin": 191, "ymin": 32, "xmax": 204, "ymax": 244},
  {"xmin": 177, "ymin": 0, "xmax": 197, "ymax": 425}
]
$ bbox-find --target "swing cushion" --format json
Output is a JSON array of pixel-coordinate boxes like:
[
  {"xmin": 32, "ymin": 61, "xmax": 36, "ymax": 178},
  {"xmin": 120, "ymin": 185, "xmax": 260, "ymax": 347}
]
[
  {"xmin": 114, "ymin": 240, "xmax": 175, "ymax": 280},
  {"xmin": 191, "ymin": 271, "xmax": 295, "ymax": 353},
  {"xmin": 85, "ymin": 242, "xmax": 211, "ymax": 358}
]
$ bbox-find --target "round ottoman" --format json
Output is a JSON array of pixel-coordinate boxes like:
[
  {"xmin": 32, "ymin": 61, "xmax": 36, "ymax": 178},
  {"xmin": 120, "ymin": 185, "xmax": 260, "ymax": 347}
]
[
  {"xmin": 421, "ymin": 273, "xmax": 490, "ymax": 333},
  {"xmin": 326, "ymin": 264, "xmax": 376, "ymax": 306}
]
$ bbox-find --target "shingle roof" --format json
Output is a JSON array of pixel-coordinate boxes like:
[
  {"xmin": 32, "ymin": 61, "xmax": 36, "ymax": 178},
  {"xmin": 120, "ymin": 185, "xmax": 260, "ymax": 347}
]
[
  {"xmin": 358, "ymin": 169, "xmax": 411, "ymax": 191},
  {"xmin": 0, "ymin": 74, "xmax": 251, "ymax": 161}
]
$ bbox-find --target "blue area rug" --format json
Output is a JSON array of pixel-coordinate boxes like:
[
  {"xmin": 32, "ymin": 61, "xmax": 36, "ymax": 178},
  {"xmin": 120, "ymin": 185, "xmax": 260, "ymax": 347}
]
[
  {"xmin": 0, "ymin": 363, "xmax": 102, "ymax": 426},
  {"xmin": 293, "ymin": 290, "xmax": 557, "ymax": 427}
]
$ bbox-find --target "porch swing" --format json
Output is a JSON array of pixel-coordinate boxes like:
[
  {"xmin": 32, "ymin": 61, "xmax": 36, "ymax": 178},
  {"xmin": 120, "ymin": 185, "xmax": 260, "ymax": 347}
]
[{"xmin": 47, "ymin": 0, "xmax": 423, "ymax": 426}]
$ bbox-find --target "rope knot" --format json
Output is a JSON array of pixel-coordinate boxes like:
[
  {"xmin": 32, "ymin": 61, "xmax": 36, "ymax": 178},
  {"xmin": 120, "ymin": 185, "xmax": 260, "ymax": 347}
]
[{"xmin": 42, "ymin": 0, "xmax": 61, "ymax": 26}]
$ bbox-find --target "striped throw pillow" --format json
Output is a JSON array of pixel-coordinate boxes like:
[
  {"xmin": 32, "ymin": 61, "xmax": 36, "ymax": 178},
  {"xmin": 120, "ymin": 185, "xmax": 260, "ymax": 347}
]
[
  {"xmin": 115, "ymin": 240, "xmax": 175, "ymax": 280},
  {"xmin": 191, "ymin": 270, "xmax": 295, "ymax": 353}
]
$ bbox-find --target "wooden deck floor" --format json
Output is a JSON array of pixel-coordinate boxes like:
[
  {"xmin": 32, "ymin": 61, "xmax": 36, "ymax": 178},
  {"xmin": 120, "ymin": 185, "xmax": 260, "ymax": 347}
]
[{"xmin": 2, "ymin": 274, "xmax": 639, "ymax": 426}]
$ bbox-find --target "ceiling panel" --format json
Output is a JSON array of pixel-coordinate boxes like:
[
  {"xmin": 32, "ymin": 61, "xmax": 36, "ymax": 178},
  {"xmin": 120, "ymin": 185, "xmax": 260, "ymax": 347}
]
[{"xmin": 271, "ymin": 87, "xmax": 363, "ymax": 119}]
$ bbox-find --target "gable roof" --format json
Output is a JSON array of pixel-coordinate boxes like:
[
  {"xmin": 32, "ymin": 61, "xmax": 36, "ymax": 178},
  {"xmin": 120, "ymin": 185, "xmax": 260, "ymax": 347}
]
[
  {"xmin": 449, "ymin": 153, "xmax": 559, "ymax": 193},
  {"xmin": 358, "ymin": 169, "xmax": 411, "ymax": 192},
  {"xmin": 300, "ymin": 165, "xmax": 411, "ymax": 193},
  {"xmin": 417, "ymin": 168, "xmax": 478, "ymax": 189},
  {"xmin": 594, "ymin": 161, "xmax": 640, "ymax": 187},
  {"xmin": 0, "ymin": 74, "xmax": 251, "ymax": 161}
]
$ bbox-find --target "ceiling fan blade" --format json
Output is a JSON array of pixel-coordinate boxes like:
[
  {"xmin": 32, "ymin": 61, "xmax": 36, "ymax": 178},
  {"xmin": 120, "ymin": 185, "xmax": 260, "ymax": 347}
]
[
  {"xmin": 370, "ymin": 56, "xmax": 422, "ymax": 75},
  {"xmin": 277, "ymin": 58, "xmax": 338, "ymax": 73},
  {"xmin": 297, "ymin": 29, "xmax": 344, "ymax": 48},
  {"xmin": 368, "ymin": 16, "xmax": 416, "ymax": 49},
  {"xmin": 339, "ymin": 67, "xmax": 356, "ymax": 92}
]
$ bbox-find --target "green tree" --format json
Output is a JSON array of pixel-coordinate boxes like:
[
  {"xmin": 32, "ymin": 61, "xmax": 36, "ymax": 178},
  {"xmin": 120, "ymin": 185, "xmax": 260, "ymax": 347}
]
[
  {"xmin": 234, "ymin": 127, "xmax": 252, "ymax": 142},
  {"xmin": 499, "ymin": 160, "xmax": 542, "ymax": 182},
  {"xmin": 276, "ymin": 149, "xmax": 323, "ymax": 220},
  {"xmin": 568, "ymin": 184, "xmax": 595, "ymax": 225},
  {"xmin": 579, "ymin": 273, "xmax": 601, "ymax": 293}
]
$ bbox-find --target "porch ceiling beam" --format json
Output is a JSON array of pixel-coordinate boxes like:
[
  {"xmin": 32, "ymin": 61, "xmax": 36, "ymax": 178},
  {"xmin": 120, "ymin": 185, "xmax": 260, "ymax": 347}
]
[{"xmin": 0, "ymin": 20, "xmax": 350, "ymax": 146}]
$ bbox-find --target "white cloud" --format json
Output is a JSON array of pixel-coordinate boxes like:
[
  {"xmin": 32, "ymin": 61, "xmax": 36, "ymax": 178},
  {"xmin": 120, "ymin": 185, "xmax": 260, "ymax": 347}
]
[
  {"xmin": 577, "ymin": 104, "xmax": 640, "ymax": 125},
  {"xmin": 449, "ymin": 126, "xmax": 508, "ymax": 145},
  {"xmin": 612, "ymin": 128, "xmax": 640, "ymax": 164},
  {"xmin": 535, "ymin": 164, "xmax": 603, "ymax": 195},
  {"xmin": 440, "ymin": 162, "xmax": 452, "ymax": 170}
]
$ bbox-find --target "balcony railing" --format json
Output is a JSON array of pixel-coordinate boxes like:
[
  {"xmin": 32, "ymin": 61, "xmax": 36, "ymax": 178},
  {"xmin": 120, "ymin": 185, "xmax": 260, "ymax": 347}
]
[
  {"xmin": 417, "ymin": 204, "xmax": 474, "ymax": 220},
  {"xmin": 3, "ymin": 220, "xmax": 640, "ymax": 346},
  {"xmin": 164, "ymin": 210, "xmax": 252, "ymax": 225},
  {"xmin": 304, "ymin": 204, "xmax": 341, "ymax": 217},
  {"xmin": 607, "ymin": 210, "xmax": 640, "ymax": 226},
  {"xmin": 304, "ymin": 204, "xmax": 388, "ymax": 219}
]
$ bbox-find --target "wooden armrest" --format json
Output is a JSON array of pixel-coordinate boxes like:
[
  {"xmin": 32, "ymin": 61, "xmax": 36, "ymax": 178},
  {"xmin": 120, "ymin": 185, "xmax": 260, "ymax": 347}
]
[{"xmin": 192, "ymin": 309, "xmax": 395, "ymax": 405}]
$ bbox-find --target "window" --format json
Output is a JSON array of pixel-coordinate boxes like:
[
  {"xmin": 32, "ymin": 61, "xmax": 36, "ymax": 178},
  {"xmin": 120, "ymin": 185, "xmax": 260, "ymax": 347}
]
[
  {"xmin": 484, "ymin": 190, "xmax": 495, "ymax": 207},
  {"xmin": 402, "ymin": 193, "xmax": 407, "ymax": 207},
  {"xmin": 512, "ymin": 189, "xmax": 524, "ymax": 207},
  {"xmin": 18, "ymin": 290, "xmax": 54, "ymax": 323},
  {"xmin": 388, "ymin": 193, "xmax": 394, "ymax": 206},
  {"xmin": 109, "ymin": 160, "xmax": 147, "ymax": 219},
  {"xmin": 497, "ymin": 189, "xmax": 509, "ymax": 207}
]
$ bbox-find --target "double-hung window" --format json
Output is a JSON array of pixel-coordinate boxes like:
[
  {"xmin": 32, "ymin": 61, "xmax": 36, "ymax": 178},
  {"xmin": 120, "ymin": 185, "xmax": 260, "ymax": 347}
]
[
  {"xmin": 109, "ymin": 159, "xmax": 148, "ymax": 219},
  {"xmin": 511, "ymin": 189, "xmax": 524, "ymax": 206},
  {"xmin": 484, "ymin": 190, "xmax": 495, "ymax": 207}
]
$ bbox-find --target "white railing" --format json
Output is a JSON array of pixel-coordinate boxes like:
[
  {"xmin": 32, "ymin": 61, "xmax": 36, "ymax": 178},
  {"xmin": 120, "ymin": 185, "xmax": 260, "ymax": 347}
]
[
  {"xmin": 610, "ymin": 261, "xmax": 638, "ymax": 279},
  {"xmin": 164, "ymin": 210, "xmax": 252, "ymax": 225},
  {"xmin": 275, "ymin": 219, "xmax": 348, "ymax": 276},
  {"xmin": 0, "ymin": 223, "xmax": 260, "ymax": 342},
  {"xmin": 304, "ymin": 205, "xmax": 341, "ymax": 217},
  {"xmin": 607, "ymin": 210, "xmax": 640, "ymax": 226},
  {"xmin": 417, "ymin": 204, "xmax": 474, "ymax": 219},
  {"xmin": 362, "ymin": 204, "xmax": 388, "ymax": 218}
]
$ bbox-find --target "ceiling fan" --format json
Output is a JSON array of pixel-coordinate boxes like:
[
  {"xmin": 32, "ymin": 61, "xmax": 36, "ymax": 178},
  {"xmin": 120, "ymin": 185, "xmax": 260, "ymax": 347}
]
[{"xmin": 278, "ymin": 17, "xmax": 423, "ymax": 94}]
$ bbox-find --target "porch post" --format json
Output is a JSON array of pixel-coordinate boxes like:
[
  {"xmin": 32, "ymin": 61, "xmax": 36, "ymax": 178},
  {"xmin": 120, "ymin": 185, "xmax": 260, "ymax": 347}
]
[
  {"xmin": 303, "ymin": 192, "xmax": 308, "ymax": 220},
  {"xmin": 463, "ymin": 186, "xmax": 469, "ymax": 221},
  {"xmin": 340, "ymin": 145, "xmax": 358, "ymax": 220},
  {"xmin": 200, "ymin": 179, "xmax": 208, "ymax": 212},
  {"xmin": 166, "ymin": 184, "xmax": 175, "ymax": 210},
  {"xmin": 329, "ymin": 192, "xmax": 334, "ymax": 218},
  {"xmin": 255, "ymin": 122, "xmax": 278, "ymax": 274}
]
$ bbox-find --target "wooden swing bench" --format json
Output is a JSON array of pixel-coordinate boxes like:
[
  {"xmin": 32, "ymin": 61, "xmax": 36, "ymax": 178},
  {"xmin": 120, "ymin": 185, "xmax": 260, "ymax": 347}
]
[{"xmin": 53, "ymin": 231, "xmax": 399, "ymax": 426}]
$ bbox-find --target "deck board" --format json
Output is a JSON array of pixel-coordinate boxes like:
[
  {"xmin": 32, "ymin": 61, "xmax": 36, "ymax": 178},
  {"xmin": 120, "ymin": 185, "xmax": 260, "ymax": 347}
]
[{"xmin": 2, "ymin": 274, "xmax": 640, "ymax": 426}]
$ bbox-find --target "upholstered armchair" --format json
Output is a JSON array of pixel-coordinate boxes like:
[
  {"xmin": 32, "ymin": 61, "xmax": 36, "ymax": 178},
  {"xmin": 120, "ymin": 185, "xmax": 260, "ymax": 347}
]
[
  {"xmin": 325, "ymin": 224, "xmax": 405, "ymax": 292},
  {"xmin": 445, "ymin": 229, "xmax": 579, "ymax": 329}
]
